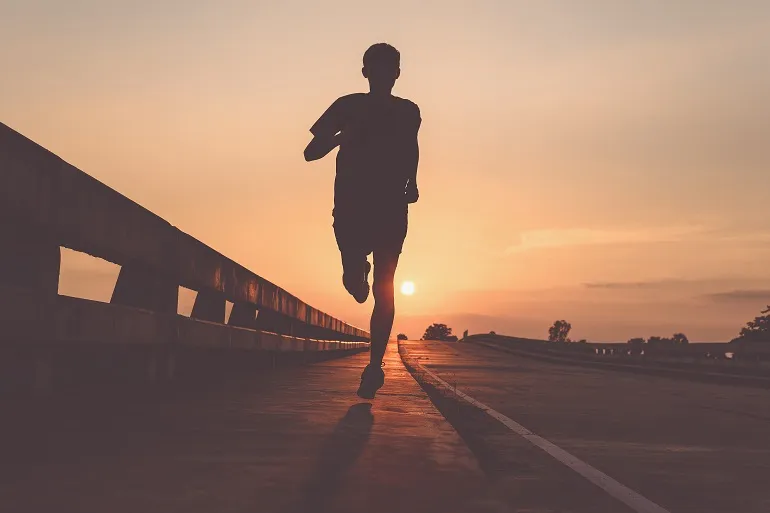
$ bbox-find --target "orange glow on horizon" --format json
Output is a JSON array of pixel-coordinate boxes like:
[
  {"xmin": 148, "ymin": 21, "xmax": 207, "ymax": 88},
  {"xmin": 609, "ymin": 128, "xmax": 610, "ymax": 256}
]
[{"xmin": 7, "ymin": 1, "xmax": 770, "ymax": 342}]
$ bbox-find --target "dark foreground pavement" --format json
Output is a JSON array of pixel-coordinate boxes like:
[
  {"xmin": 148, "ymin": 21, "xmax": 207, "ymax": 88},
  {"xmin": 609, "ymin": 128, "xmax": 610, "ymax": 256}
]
[
  {"xmin": 1, "ymin": 342, "xmax": 478, "ymax": 513},
  {"xmin": 0, "ymin": 338, "xmax": 652, "ymax": 513},
  {"xmin": 11, "ymin": 336, "xmax": 764, "ymax": 513},
  {"xmin": 401, "ymin": 339, "xmax": 770, "ymax": 513}
]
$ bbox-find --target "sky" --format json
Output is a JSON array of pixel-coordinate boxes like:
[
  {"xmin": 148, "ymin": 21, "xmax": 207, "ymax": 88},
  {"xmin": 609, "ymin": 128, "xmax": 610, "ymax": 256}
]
[{"xmin": 2, "ymin": 0, "xmax": 769, "ymax": 342}]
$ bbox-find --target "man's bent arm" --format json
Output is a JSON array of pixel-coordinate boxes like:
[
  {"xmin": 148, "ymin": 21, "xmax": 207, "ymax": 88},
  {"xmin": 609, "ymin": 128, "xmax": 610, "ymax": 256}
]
[
  {"xmin": 404, "ymin": 139, "xmax": 420, "ymax": 203},
  {"xmin": 304, "ymin": 132, "xmax": 342, "ymax": 162},
  {"xmin": 407, "ymin": 140, "xmax": 419, "ymax": 186},
  {"xmin": 406, "ymin": 104, "xmax": 421, "ymax": 188}
]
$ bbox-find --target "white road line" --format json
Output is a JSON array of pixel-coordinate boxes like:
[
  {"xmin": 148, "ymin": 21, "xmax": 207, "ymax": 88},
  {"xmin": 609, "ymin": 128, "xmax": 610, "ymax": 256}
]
[{"xmin": 416, "ymin": 362, "xmax": 672, "ymax": 513}]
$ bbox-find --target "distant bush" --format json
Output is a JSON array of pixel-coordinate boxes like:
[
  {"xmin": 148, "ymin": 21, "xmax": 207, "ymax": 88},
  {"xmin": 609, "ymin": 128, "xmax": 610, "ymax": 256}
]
[
  {"xmin": 423, "ymin": 323, "xmax": 454, "ymax": 341},
  {"xmin": 732, "ymin": 305, "xmax": 770, "ymax": 343},
  {"xmin": 548, "ymin": 320, "xmax": 572, "ymax": 343}
]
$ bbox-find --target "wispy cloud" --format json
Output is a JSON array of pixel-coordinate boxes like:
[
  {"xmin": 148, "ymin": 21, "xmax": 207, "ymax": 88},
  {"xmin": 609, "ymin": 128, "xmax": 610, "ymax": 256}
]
[
  {"xmin": 503, "ymin": 224, "xmax": 770, "ymax": 255},
  {"xmin": 703, "ymin": 290, "xmax": 770, "ymax": 303},
  {"xmin": 584, "ymin": 278, "xmax": 690, "ymax": 290},
  {"xmin": 505, "ymin": 225, "xmax": 705, "ymax": 254}
]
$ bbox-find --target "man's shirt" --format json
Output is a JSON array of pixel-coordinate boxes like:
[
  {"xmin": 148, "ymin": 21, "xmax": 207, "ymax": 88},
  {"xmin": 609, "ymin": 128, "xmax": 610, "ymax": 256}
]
[{"xmin": 311, "ymin": 93, "xmax": 421, "ymax": 216}]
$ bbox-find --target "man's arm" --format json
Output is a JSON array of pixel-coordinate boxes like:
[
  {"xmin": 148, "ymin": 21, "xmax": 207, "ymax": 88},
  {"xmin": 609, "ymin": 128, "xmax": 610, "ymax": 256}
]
[
  {"xmin": 405, "ymin": 104, "xmax": 421, "ymax": 203},
  {"xmin": 405, "ymin": 140, "xmax": 419, "ymax": 203},
  {"xmin": 304, "ymin": 132, "xmax": 343, "ymax": 162},
  {"xmin": 304, "ymin": 97, "xmax": 345, "ymax": 162}
]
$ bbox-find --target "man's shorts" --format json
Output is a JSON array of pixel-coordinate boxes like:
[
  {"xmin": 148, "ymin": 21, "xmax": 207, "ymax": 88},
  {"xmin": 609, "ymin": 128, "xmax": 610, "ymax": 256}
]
[{"xmin": 333, "ymin": 204, "xmax": 408, "ymax": 256}]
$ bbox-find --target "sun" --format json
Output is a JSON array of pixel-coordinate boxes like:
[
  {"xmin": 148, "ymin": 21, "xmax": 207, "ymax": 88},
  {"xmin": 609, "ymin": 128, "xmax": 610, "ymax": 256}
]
[{"xmin": 400, "ymin": 281, "xmax": 415, "ymax": 296}]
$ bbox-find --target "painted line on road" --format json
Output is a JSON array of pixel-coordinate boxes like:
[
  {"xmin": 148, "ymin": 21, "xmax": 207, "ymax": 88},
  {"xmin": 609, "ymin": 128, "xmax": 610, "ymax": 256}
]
[{"xmin": 415, "ymin": 362, "xmax": 671, "ymax": 513}]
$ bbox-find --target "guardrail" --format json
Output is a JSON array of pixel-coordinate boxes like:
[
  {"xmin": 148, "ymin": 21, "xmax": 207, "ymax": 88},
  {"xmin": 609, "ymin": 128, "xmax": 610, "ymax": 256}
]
[
  {"xmin": 463, "ymin": 334, "xmax": 760, "ymax": 360},
  {"xmin": 464, "ymin": 334, "xmax": 770, "ymax": 386},
  {"xmin": 0, "ymin": 122, "xmax": 369, "ymax": 390}
]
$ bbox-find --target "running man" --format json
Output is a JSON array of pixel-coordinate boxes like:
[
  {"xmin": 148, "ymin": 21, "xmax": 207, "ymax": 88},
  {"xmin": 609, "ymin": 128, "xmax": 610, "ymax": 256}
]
[{"xmin": 304, "ymin": 43, "xmax": 421, "ymax": 399}]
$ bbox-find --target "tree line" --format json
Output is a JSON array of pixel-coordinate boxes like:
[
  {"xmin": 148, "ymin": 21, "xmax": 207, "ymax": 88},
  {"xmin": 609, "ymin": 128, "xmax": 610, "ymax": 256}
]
[
  {"xmin": 546, "ymin": 304, "xmax": 769, "ymax": 347},
  {"xmin": 400, "ymin": 305, "xmax": 770, "ymax": 347}
]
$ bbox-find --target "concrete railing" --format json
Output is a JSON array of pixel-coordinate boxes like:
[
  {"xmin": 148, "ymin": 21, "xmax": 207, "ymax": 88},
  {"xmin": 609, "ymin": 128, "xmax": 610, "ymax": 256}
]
[
  {"xmin": 0, "ymin": 122, "xmax": 369, "ymax": 390},
  {"xmin": 465, "ymin": 334, "xmax": 770, "ymax": 381}
]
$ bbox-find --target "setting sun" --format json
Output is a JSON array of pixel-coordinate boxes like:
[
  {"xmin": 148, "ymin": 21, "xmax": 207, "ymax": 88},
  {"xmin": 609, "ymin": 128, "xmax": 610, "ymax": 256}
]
[{"xmin": 400, "ymin": 281, "xmax": 415, "ymax": 296}]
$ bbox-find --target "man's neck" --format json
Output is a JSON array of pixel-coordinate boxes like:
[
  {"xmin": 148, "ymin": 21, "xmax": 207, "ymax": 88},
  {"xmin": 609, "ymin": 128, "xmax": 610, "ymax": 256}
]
[{"xmin": 368, "ymin": 88, "xmax": 393, "ymax": 98}]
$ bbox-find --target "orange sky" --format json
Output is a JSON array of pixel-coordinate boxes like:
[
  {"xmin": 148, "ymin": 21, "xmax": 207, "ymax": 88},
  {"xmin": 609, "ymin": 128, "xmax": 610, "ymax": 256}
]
[{"xmin": 3, "ymin": 1, "xmax": 769, "ymax": 341}]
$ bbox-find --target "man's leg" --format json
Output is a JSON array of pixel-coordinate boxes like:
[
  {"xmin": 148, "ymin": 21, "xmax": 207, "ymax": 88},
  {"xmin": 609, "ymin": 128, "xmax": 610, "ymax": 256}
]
[
  {"xmin": 340, "ymin": 251, "xmax": 371, "ymax": 304},
  {"xmin": 334, "ymin": 214, "xmax": 371, "ymax": 304},
  {"xmin": 369, "ymin": 248, "xmax": 400, "ymax": 366},
  {"xmin": 355, "ymin": 206, "xmax": 406, "ymax": 399},
  {"xmin": 356, "ymin": 248, "xmax": 399, "ymax": 399}
]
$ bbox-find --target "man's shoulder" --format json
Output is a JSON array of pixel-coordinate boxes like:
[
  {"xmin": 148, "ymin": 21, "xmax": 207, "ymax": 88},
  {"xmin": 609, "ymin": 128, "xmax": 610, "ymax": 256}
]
[
  {"xmin": 393, "ymin": 96, "xmax": 420, "ymax": 116},
  {"xmin": 333, "ymin": 92, "xmax": 367, "ymax": 107}
]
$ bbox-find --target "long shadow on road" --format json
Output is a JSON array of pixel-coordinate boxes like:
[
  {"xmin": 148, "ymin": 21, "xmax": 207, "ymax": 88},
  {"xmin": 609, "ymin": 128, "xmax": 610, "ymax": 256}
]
[
  {"xmin": 287, "ymin": 402, "xmax": 374, "ymax": 513},
  {"xmin": 398, "ymin": 349, "xmax": 531, "ymax": 481}
]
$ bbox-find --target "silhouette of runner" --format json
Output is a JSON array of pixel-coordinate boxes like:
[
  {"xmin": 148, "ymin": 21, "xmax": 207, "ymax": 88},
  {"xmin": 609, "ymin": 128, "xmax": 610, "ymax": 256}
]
[{"xmin": 304, "ymin": 43, "xmax": 421, "ymax": 399}]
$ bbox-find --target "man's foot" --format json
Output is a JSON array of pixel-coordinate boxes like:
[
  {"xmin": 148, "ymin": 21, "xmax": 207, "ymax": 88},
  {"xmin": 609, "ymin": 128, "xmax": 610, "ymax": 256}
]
[
  {"xmin": 343, "ymin": 260, "xmax": 371, "ymax": 304},
  {"xmin": 356, "ymin": 363, "xmax": 385, "ymax": 399}
]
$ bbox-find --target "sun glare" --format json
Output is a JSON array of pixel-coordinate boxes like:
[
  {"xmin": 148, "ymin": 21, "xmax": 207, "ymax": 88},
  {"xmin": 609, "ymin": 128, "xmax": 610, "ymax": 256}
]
[{"xmin": 401, "ymin": 281, "xmax": 415, "ymax": 296}]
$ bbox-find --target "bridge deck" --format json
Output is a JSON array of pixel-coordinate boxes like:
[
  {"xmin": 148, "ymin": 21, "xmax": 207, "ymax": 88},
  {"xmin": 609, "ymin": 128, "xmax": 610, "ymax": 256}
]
[
  {"xmin": 401, "ymin": 339, "xmax": 770, "ymax": 513},
  {"xmin": 0, "ymin": 343, "xmax": 488, "ymax": 513},
  {"xmin": 5, "ymin": 339, "xmax": 768, "ymax": 512}
]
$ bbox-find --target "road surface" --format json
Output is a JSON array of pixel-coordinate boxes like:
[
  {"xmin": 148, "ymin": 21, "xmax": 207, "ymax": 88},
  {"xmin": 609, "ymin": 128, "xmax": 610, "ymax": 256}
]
[
  {"xmin": 3, "ymin": 338, "xmax": 769, "ymax": 512},
  {"xmin": 401, "ymin": 339, "xmax": 770, "ymax": 513}
]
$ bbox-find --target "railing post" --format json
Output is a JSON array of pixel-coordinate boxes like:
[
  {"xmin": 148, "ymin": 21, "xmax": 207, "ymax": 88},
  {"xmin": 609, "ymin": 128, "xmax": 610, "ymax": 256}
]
[
  {"xmin": 111, "ymin": 265, "xmax": 178, "ymax": 314},
  {"xmin": 191, "ymin": 290, "xmax": 226, "ymax": 323},
  {"xmin": 228, "ymin": 303, "xmax": 257, "ymax": 330},
  {"xmin": 255, "ymin": 309, "xmax": 295, "ymax": 336},
  {"xmin": 0, "ymin": 218, "xmax": 60, "ymax": 296},
  {"xmin": 0, "ymin": 218, "xmax": 59, "ymax": 393}
]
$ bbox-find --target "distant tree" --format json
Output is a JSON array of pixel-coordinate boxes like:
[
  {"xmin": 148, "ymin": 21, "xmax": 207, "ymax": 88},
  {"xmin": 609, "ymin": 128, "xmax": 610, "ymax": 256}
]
[
  {"xmin": 423, "ymin": 323, "xmax": 453, "ymax": 341},
  {"xmin": 489, "ymin": 331, "xmax": 496, "ymax": 335},
  {"xmin": 672, "ymin": 332, "xmax": 689, "ymax": 345},
  {"xmin": 627, "ymin": 337, "xmax": 645, "ymax": 355},
  {"xmin": 548, "ymin": 320, "xmax": 572, "ymax": 343},
  {"xmin": 397, "ymin": 333, "xmax": 408, "ymax": 341},
  {"xmin": 577, "ymin": 339, "xmax": 587, "ymax": 344},
  {"xmin": 732, "ymin": 305, "xmax": 770, "ymax": 343},
  {"xmin": 647, "ymin": 336, "xmax": 674, "ymax": 348},
  {"xmin": 647, "ymin": 336, "xmax": 662, "ymax": 347}
]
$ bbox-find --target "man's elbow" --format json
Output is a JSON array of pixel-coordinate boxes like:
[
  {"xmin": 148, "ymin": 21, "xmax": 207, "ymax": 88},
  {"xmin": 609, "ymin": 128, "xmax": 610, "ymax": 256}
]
[{"xmin": 304, "ymin": 144, "xmax": 318, "ymax": 162}]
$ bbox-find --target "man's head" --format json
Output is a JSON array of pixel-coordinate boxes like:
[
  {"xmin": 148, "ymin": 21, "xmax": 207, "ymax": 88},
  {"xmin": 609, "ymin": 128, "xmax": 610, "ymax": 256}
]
[{"xmin": 362, "ymin": 43, "xmax": 400, "ymax": 93}]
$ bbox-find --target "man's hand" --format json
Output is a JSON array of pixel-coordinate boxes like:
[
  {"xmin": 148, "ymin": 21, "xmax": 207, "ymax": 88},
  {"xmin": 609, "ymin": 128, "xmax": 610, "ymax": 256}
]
[{"xmin": 405, "ymin": 181, "xmax": 419, "ymax": 204}]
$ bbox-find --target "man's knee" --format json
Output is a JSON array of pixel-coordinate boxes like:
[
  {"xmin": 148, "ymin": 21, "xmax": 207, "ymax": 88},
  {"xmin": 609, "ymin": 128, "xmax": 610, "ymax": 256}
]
[{"xmin": 372, "ymin": 280, "xmax": 394, "ymax": 304}]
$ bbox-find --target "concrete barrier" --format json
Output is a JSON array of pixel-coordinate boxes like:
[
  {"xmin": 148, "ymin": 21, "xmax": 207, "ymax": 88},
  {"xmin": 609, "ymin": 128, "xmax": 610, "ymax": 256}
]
[
  {"xmin": 467, "ymin": 335, "xmax": 770, "ymax": 388},
  {"xmin": 0, "ymin": 290, "xmax": 367, "ymax": 392},
  {"xmin": 0, "ymin": 121, "xmax": 370, "ymax": 392},
  {"xmin": 0, "ymin": 121, "xmax": 369, "ymax": 342}
]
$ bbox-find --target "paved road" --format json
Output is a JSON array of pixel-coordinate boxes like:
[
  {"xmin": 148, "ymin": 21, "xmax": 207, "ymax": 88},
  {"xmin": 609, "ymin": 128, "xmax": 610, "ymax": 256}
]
[
  {"xmin": 0, "ymin": 342, "xmax": 482, "ymax": 513},
  {"xmin": 4, "ymin": 338, "xmax": 768, "ymax": 512},
  {"xmin": 0, "ymin": 341, "xmax": 624, "ymax": 513},
  {"xmin": 401, "ymin": 339, "xmax": 770, "ymax": 513}
]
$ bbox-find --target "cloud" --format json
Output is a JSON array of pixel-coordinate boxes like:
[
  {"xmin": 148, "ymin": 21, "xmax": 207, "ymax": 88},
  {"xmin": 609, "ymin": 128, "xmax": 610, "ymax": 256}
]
[
  {"xmin": 504, "ymin": 226, "xmax": 705, "ymax": 254},
  {"xmin": 583, "ymin": 278, "xmax": 690, "ymax": 290},
  {"xmin": 503, "ymin": 225, "xmax": 770, "ymax": 255},
  {"xmin": 703, "ymin": 290, "xmax": 770, "ymax": 303}
]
